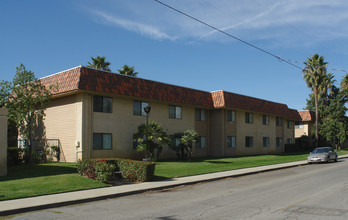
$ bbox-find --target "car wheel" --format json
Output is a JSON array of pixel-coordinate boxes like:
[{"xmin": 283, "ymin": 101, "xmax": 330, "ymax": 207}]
[
  {"xmin": 327, "ymin": 157, "xmax": 331, "ymax": 163},
  {"xmin": 334, "ymin": 156, "xmax": 338, "ymax": 162}
]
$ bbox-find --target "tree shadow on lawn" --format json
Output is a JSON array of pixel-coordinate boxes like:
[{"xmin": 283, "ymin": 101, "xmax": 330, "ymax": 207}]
[{"xmin": 0, "ymin": 164, "xmax": 77, "ymax": 182}]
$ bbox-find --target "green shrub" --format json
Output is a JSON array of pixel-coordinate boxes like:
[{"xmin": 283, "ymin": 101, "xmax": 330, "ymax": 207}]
[
  {"xmin": 117, "ymin": 159, "xmax": 155, "ymax": 182},
  {"xmin": 7, "ymin": 147, "xmax": 24, "ymax": 165},
  {"xmin": 95, "ymin": 161, "xmax": 116, "ymax": 183},
  {"xmin": 77, "ymin": 160, "xmax": 96, "ymax": 179}
]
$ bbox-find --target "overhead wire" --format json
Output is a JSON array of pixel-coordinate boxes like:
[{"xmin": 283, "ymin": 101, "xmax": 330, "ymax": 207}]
[{"xmin": 154, "ymin": 0, "xmax": 348, "ymax": 75}]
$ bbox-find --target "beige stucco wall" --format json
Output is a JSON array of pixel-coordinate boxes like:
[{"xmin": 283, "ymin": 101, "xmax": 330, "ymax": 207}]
[
  {"xmin": 0, "ymin": 108, "xmax": 8, "ymax": 176},
  {"xmin": 89, "ymin": 94, "xmax": 196, "ymax": 160},
  {"xmin": 44, "ymin": 95, "xmax": 78, "ymax": 162}
]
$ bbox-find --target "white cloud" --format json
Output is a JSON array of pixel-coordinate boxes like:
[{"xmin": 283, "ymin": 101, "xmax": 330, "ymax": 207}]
[
  {"xmin": 88, "ymin": 9, "xmax": 176, "ymax": 41},
  {"xmin": 84, "ymin": 0, "xmax": 348, "ymax": 47}
]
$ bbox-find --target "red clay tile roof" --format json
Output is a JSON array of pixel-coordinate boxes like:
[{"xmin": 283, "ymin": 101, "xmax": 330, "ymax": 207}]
[
  {"xmin": 298, "ymin": 110, "xmax": 315, "ymax": 121},
  {"xmin": 41, "ymin": 66, "xmax": 301, "ymax": 120},
  {"xmin": 212, "ymin": 91, "xmax": 301, "ymax": 120}
]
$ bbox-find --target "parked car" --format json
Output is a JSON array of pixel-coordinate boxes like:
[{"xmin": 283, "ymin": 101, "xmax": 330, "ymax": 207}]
[{"xmin": 307, "ymin": 147, "xmax": 338, "ymax": 163}]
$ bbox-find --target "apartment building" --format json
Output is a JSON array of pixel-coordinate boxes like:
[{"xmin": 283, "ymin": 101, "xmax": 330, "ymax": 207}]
[{"xmin": 40, "ymin": 66, "xmax": 301, "ymax": 162}]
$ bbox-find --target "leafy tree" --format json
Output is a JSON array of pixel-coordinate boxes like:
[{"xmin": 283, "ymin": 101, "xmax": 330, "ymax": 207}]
[
  {"xmin": 0, "ymin": 64, "xmax": 54, "ymax": 166},
  {"xmin": 170, "ymin": 130, "xmax": 199, "ymax": 161},
  {"xmin": 303, "ymin": 54, "xmax": 327, "ymax": 146},
  {"xmin": 134, "ymin": 120, "xmax": 170, "ymax": 161},
  {"xmin": 87, "ymin": 56, "xmax": 111, "ymax": 71},
  {"xmin": 118, "ymin": 65, "xmax": 138, "ymax": 77}
]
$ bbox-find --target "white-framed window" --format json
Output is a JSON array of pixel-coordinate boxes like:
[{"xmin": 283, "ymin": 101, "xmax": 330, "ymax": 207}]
[
  {"xmin": 263, "ymin": 115, "xmax": 269, "ymax": 125},
  {"xmin": 263, "ymin": 137, "xmax": 270, "ymax": 147},
  {"xmin": 169, "ymin": 105, "xmax": 182, "ymax": 119},
  {"xmin": 227, "ymin": 136, "xmax": 236, "ymax": 148},
  {"xmin": 195, "ymin": 109, "xmax": 206, "ymax": 121},
  {"xmin": 245, "ymin": 112, "xmax": 253, "ymax": 124},
  {"xmin": 276, "ymin": 117, "xmax": 283, "ymax": 126},
  {"xmin": 133, "ymin": 101, "xmax": 149, "ymax": 116},
  {"xmin": 276, "ymin": 137, "xmax": 283, "ymax": 147},
  {"xmin": 245, "ymin": 136, "xmax": 253, "ymax": 147},
  {"xmin": 196, "ymin": 136, "xmax": 206, "ymax": 148},
  {"xmin": 227, "ymin": 110, "xmax": 236, "ymax": 122},
  {"xmin": 93, "ymin": 133, "xmax": 112, "ymax": 150},
  {"xmin": 93, "ymin": 96, "xmax": 112, "ymax": 113}
]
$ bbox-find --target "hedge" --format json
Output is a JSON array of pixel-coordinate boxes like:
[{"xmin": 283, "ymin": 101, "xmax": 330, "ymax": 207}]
[{"xmin": 77, "ymin": 158, "xmax": 155, "ymax": 183}]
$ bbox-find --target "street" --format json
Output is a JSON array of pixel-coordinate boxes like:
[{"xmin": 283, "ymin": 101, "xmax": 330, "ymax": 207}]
[{"xmin": 10, "ymin": 158, "xmax": 348, "ymax": 220}]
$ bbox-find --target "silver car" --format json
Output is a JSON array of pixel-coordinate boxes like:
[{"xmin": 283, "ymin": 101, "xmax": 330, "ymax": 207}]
[{"xmin": 307, "ymin": 147, "xmax": 338, "ymax": 163}]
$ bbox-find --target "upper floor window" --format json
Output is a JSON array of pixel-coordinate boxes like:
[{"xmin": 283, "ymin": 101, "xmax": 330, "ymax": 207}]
[
  {"xmin": 263, "ymin": 115, "xmax": 269, "ymax": 125},
  {"xmin": 169, "ymin": 105, "xmax": 182, "ymax": 119},
  {"xmin": 276, "ymin": 117, "xmax": 283, "ymax": 126},
  {"xmin": 227, "ymin": 110, "xmax": 236, "ymax": 122},
  {"xmin": 287, "ymin": 121, "xmax": 293, "ymax": 129},
  {"xmin": 93, "ymin": 133, "xmax": 112, "ymax": 150},
  {"xmin": 195, "ymin": 109, "xmax": 206, "ymax": 121},
  {"xmin": 93, "ymin": 96, "xmax": 112, "ymax": 113},
  {"xmin": 263, "ymin": 137, "xmax": 270, "ymax": 147},
  {"xmin": 196, "ymin": 136, "xmax": 206, "ymax": 148},
  {"xmin": 245, "ymin": 136, "xmax": 253, "ymax": 147},
  {"xmin": 245, "ymin": 112, "xmax": 253, "ymax": 124},
  {"xmin": 227, "ymin": 136, "xmax": 236, "ymax": 148},
  {"xmin": 133, "ymin": 101, "xmax": 149, "ymax": 116}
]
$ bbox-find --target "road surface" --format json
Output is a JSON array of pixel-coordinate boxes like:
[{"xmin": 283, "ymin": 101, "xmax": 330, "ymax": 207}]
[{"xmin": 10, "ymin": 159, "xmax": 348, "ymax": 219}]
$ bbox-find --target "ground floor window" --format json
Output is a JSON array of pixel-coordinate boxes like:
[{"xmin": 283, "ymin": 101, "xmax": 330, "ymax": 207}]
[
  {"xmin": 227, "ymin": 136, "xmax": 236, "ymax": 148},
  {"xmin": 196, "ymin": 136, "xmax": 206, "ymax": 148},
  {"xmin": 276, "ymin": 137, "xmax": 283, "ymax": 147},
  {"xmin": 245, "ymin": 136, "xmax": 253, "ymax": 147},
  {"xmin": 287, "ymin": 138, "xmax": 293, "ymax": 144},
  {"xmin": 93, "ymin": 133, "xmax": 112, "ymax": 150},
  {"xmin": 263, "ymin": 137, "xmax": 270, "ymax": 147}
]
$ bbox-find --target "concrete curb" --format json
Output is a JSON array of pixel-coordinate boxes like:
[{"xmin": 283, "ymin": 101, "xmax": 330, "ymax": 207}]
[{"xmin": 1, "ymin": 155, "xmax": 347, "ymax": 216}]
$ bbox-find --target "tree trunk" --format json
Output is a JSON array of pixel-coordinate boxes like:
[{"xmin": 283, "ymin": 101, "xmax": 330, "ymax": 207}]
[{"xmin": 314, "ymin": 88, "xmax": 319, "ymax": 148}]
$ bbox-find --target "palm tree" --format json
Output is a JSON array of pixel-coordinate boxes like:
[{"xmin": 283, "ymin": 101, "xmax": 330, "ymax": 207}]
[
  {"xmin": 87, "ymin": 56, "xmax": 111, "ymax": 71},
  {"xmin": 319, "ymin": 72, "xmax": 335, "ymax": 106},
  {"xmin": 117, "ymin": 65, "xmax": 138, "ymax": 77},
  {"xmin": 302, "ymin": 54, "xmax": 327, "ymax": 146}
]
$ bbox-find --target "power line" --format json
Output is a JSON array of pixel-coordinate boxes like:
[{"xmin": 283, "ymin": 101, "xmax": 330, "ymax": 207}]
[{"xmin": 154, "ymin": 0, "xmax": 303, "ymax": 70}]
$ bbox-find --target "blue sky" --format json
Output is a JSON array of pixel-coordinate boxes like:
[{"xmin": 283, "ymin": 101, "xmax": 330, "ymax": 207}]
[{"xmin": 1, "ymin": 0, "xmax": 348, "ymax": 111}]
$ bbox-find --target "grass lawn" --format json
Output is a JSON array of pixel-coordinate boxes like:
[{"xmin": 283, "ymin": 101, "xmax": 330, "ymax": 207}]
[
  {"xmin": 0, "ymin": 163, "xmax": 108, "ymax": 201},
  {"xmin": 154, "ymin": 148, "xmax": 348, "ymax": 179},
  {"xmin": 1, "ymin": 149, "xmax": 347, "ymax": 201}
]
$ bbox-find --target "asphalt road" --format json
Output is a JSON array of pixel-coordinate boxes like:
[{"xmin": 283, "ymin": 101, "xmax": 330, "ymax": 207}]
[{"xmin": 10, "ymin": 159, "xmax": 348, "ymax": 220}]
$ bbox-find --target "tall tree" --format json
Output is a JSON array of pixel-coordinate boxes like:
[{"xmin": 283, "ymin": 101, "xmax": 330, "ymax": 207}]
[
  {"xmin": 0, "ymin": 64, "xmax": 54, "ymax": 166},
  {"xmin": 118, "ymin": 65, "xmax": 138, "ymax": 77},
  {"xmin": 87, "ymin": 56, "xmax": 111, "ymax": 71},
  {"xmin": 303, "ymin": 54, "xmax": 327, "ymax": 146}
]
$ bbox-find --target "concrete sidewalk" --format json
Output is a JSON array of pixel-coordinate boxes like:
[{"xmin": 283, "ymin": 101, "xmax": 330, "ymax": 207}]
[{"xmin": 1, "ymin": 155, "xmax": 347, "ymax": 216}]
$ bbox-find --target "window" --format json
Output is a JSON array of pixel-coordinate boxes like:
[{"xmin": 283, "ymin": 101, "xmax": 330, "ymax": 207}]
[
  {"xmin": 133, "ymin": 101, "xmax": 149, "ymax": 116},
  {"xmin": 245, "ymin": 136, "xmax": 253, "ymax": 147},
  {"xmin": 276, "ymin": 137, "xmax": 283, "ymax": 147},
  {"xmin": 245, "ymin": 112, "xmax": 253, "ymax": 124},
  {"xmin": 196, "ymin": 136, "xmax": 206, "ymax": 148},
  {"xmin": 227, "ymin": 136, "xmax": 236, "ymax": 148},
  {"xmin": 263, "ymin": 115, "xmax": 269, "ymax": 125},
  {"xmin": 195, "ymin": 109, "xmax": 206, "ymax": 121},
  {"xmin": 169, "ymin": 105, "xmax": 182, "ymax": 119},
  {"xmin": 276, "ymin": 117, "xmax": 283, "ymax": 126},
  {"xmin": 287, "ymin": 138, "xmax": 293, "ymax": 144},
  {"xmin": 287, "ymin": 121, "xmax": 293, "ymax": 129},
  {"xmin": 93, "ymin": 133, "xmax": 112, "ymax": 150},
  {"xmin": 263, "ymin": 137, "xmax": 270, "ymax": 147},
  {"xmin": 227, "ymin": 110, "xmax": 236, "ymax": 122},
  {"xmin": 295, "ymin": 122, "xmax": 304, "ymax": 129},
  {"xmin": 93, "ymin": 96, "xmax": 112, "ymax": 113}
]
